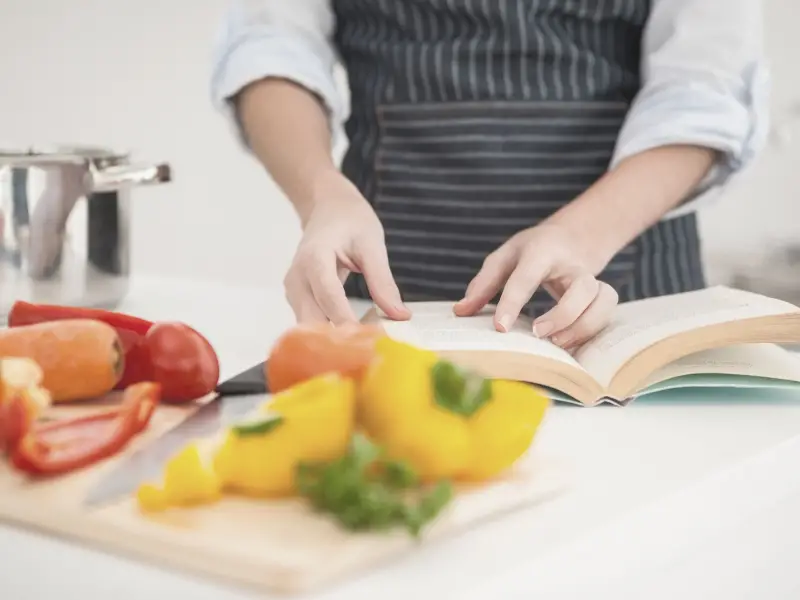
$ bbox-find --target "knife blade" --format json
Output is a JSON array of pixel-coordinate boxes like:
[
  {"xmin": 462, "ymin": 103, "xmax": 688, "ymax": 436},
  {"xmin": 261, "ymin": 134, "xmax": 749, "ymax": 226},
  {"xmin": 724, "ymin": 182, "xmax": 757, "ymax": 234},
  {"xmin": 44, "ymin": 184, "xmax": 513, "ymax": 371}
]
[{"xmin": 83, "ymin": 363, "xmax": 269, "ymax": 508}]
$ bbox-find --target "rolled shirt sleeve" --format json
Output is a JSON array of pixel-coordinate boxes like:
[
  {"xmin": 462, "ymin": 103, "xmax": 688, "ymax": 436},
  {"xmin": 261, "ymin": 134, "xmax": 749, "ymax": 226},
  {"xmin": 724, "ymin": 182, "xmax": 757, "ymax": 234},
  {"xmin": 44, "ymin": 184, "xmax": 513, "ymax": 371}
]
[
  {"xmin": 611, "ymin": 0, "xmax": 770, "ymax": 218},
  {"xmin": 209, "ymin": 0, "xmax": 345, "ymax": 147}
]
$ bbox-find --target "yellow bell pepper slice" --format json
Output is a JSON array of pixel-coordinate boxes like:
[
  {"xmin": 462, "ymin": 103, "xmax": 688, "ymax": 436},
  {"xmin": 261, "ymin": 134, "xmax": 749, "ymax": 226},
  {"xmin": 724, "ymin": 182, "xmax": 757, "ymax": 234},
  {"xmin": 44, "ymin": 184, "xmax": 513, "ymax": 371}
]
[
  {"xmin": 163, "ymin": 444, "xmax": 222, "ymax": 505},
  {"xmin": 136, "ymin": 483, "xmax": 169, "ymax": 513},
  {"xmin": 359, "ymin": 337, "xmax": 549, "ymax": 483},
  {"xmin": 358, "ymin": 335, "xmax": 438, "ymax": 437},
  {"xmin": 213, "ymin": 372, "xmax": 356, "ymax": 497},
  {"xmin": 359, "ymin": 337, "xmax": 469, "ymax": 482},
  {"xmin": 463, "ymin": 378, "xmax": 549, "ymax": 481},
  {"xmin": 135, "ymin": 443, "xmax": 221, "ymax": 513}
]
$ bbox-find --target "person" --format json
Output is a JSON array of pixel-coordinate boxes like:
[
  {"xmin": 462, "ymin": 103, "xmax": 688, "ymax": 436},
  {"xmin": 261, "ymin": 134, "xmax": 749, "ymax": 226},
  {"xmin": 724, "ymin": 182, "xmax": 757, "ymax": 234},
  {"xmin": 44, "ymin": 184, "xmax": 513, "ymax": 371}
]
[{"xmin": 210, "ymin": 0, "xmax": 768, "ymax": 350}]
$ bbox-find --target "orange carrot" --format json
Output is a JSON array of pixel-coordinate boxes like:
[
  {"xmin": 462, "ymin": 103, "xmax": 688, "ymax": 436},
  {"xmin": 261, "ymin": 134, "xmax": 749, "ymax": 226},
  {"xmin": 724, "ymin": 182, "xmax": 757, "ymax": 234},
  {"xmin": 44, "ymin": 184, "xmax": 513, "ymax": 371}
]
[{"xmin": 0, "ymin": 320, "xmax": 124, "ymax": 402}]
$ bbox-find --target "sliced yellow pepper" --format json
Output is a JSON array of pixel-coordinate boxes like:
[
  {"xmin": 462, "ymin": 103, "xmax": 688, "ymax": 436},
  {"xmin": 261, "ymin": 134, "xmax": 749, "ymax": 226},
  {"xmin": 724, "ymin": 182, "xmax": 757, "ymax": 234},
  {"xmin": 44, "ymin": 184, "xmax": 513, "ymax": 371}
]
[
  {"xmin": 359, "ymin": 337, "xmax": 549, "ymax": 483},
  {"xmin": 213, "ymin": 373, "xmax": 356, "ymax": 497},
  {"xmin": 136, "ymin": 483, "xmax": 169, "ymax": 513},
  {"xmin": 135, "ymin": 443, "xmax": 221, "ymax": 513},
  {"xmin": 358, "ymin": 336, "xmax": 439, "ymax": 439},
  {"xmin": 136, "ymin": 373, "xmax": 357, "ymax": 512},
  {"xmin": 463, "ymin": 378, "xmax": 549, "ymax": 481}
]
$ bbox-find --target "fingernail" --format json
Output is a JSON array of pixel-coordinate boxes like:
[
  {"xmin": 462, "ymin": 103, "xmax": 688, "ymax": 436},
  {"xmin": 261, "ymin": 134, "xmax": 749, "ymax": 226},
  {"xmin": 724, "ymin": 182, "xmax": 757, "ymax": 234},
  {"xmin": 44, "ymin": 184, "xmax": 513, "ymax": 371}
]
[
  {"xmin": 533, "ymin": 320, "xmax": 554, "ymax": 338},
  {"xmin": 497, "ymin": 314, "xmax": 512, "ymax": 332},
  {"xmin": 551, "ymin": 333, "xmax": 571, "ymax": 347}
]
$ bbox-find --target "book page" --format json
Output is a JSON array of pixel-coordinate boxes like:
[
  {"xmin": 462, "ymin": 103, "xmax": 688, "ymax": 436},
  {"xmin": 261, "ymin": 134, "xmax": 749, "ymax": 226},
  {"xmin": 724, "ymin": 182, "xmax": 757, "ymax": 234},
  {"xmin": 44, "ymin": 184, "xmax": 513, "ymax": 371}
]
[
  {"xmin": 574, "ymin": 286, "xmax": 800, "ymax": 387},
  {"xmin": 378, "ymin": 302, "xmax": 582, "ymax": 369},
  {"xmin": 638, "ymin": 343, "xmax": 800, "ymax": 389}
]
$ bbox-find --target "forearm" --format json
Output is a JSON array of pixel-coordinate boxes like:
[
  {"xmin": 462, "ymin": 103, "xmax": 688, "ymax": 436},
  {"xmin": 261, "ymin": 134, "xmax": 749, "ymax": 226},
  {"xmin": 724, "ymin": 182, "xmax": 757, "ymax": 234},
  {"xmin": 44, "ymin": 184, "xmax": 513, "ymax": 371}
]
[
  {"xmin": 549, "ymin": 0, "xmax": 766, "ymax": 275},
  {"xmin": 238, "ymin": 78, "xmax": 339, "ymax": 225},
  {"xmin": 547, "ymin": 144, "xmax": 716, "ymax": 274}
]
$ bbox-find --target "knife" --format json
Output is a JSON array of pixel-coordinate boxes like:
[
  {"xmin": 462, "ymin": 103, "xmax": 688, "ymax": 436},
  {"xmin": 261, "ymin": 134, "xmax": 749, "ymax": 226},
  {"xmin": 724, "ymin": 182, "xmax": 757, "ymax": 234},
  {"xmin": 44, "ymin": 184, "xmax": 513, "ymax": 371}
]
[
  {"xmin": 82, "ymin": 362, "xmax": 270, "ymax": 508},
  {"xmin": 214, "ymin": 361, "xmax": 268, "ymax": 396}
]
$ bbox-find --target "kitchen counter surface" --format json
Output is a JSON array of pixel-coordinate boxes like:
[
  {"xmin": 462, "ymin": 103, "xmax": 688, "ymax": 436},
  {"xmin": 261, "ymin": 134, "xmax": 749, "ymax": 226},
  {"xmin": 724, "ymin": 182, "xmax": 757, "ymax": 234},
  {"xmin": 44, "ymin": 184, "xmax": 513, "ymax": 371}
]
[{"xmin": 4, "ymin": 276, "xmax": 800, "ymax": 600}]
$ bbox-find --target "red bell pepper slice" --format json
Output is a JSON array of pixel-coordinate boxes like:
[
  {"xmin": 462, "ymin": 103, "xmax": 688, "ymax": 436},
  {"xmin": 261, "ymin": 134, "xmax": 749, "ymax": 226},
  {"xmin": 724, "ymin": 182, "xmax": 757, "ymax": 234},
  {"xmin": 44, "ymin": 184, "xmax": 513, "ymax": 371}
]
[
  {"xmin": 7, "ymin": 301, "xmax": 155, "ymax": 389},
  {"xmin": 10, "ymin": 382, "xmax": 161, "ymax": 477},
  {"xmin": 0, "ymin": 392, "xmax": 37, "ymax": 453},
  {"xmin": 8, "ymin": 301, "xmax": 153, "ymax": 335}
]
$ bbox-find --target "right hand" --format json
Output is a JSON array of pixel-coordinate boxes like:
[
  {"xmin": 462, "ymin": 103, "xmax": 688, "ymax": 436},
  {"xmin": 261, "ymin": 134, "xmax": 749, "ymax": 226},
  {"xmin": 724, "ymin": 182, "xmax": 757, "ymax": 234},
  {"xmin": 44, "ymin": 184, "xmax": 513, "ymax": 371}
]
[{"xmin": 284, "ymin": 172, "xmax": 411, "ymax": 325}]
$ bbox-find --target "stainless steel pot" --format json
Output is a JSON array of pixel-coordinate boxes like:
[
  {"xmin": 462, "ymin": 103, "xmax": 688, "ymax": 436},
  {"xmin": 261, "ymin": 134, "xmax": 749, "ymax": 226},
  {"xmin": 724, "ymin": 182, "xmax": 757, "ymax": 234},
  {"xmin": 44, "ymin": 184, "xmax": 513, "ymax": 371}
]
[{"xmin": 0, "ymin": 146, "xmax": 171, "ymax": 316}]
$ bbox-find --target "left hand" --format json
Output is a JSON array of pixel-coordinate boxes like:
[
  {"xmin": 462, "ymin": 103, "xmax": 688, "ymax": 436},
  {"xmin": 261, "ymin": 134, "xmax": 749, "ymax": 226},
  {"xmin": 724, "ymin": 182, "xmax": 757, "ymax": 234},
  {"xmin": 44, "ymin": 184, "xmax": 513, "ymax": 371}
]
[{"xmin": 453, "ymin": 222, "xmax": 618, "ymax": 350}]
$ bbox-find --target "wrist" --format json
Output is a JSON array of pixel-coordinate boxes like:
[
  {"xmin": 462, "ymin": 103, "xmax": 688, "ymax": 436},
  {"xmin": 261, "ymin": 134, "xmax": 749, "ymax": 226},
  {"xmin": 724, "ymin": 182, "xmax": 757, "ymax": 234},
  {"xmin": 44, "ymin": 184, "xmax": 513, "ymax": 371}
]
[
  {"xmin": 299, "ymin": 169, "xmax": 367, "ymax": 228},
  {"xmin": 546, "ymin": 145, "xmax": 717, "ymax": 274},
  {"xmin": 545, "ymin": 208, "xmax": 621, "ymax": 276},
  {"xmin": 544, "ymin": 175, "xmax": 643, "ymax": 274}
]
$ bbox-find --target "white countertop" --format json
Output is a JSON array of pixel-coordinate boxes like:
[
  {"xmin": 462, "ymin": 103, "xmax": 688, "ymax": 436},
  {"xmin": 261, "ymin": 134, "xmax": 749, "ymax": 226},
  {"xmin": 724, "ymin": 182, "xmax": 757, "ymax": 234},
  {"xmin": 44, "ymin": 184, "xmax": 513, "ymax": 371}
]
[{"xmin": 4, "ymin": 276, "xmax": 800, "ymax": 600}]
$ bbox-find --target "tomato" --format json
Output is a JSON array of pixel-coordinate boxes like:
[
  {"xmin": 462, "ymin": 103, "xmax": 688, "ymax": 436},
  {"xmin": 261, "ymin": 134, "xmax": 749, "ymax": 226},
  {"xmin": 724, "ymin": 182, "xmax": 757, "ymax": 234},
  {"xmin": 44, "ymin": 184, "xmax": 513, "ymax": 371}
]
[
  {"xmin": 266, "ymin": 323, "xmax": 384, "ymax": 393},
  {"xmin": 145, "ymin": 323, "xmax": 220, "ymax": 403}
]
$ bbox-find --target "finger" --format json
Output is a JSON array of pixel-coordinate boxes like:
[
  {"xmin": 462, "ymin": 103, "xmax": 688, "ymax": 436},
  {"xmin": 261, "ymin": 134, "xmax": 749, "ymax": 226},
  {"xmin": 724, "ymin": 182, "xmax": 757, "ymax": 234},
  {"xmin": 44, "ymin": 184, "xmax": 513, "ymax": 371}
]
[
  {"xmin": 354, "ymin": 238, "xmax": 411, "ymax": 321},
  {"xmin": 550, "ymin": 282, "xmax": 618, "ymax": 349},
  {"xmin": 493, "ymin": 253, "xmax": 550, "ymax": 332},
  {"xmin": 543, "ymin": 278, "xmax": 569, "ymax": 301},
  {"xmin": 296, "ymin": 297, "xmax": 329, "ymax": 324},
  {"xmin": 454, "ymin": 248, "xmax": 516, "ymax": 317},
  {"xmin": 306, "ymin": 256, "xmax": 359, "ymax": 325},
  {"xmin": 532, "ymin": 273, "xmax": 599, "ymax": 338},
  {"xmin": 285, "ymin": 275, "xmax": 328, "ymax": 324}
]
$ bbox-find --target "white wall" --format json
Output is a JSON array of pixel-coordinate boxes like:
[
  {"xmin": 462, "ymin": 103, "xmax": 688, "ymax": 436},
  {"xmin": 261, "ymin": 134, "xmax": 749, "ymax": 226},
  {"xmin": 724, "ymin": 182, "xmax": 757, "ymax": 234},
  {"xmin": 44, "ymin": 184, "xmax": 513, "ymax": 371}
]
[
  {"xmin": 0, "ymin": 0, "xmax": 299, "ymax": 288},
  {"xmin": 697, "ymin": 0, "xmax": 800, "ymax": 283},
  {"xmin": 0, "ymin": 0, "xmax": 797, "ymax": 289}
]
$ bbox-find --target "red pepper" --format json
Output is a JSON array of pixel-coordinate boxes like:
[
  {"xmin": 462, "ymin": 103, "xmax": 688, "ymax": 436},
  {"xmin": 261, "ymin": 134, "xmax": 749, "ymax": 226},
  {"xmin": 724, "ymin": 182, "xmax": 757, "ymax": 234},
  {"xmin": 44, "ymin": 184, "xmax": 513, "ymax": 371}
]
[
  {"xmin": 0, "ymin": 360, "xmax": 46, "ymax": 453},
  {"xmin": 9, "ymin": 382, "xmax": 161, "ymax": 477},
  {"xmin": 0, "ymin": 392, "xmax": 37, "ymax": 453},
  {"xmin": 8, "ymin": 301, "xmax": 154, "ymax": 390}
]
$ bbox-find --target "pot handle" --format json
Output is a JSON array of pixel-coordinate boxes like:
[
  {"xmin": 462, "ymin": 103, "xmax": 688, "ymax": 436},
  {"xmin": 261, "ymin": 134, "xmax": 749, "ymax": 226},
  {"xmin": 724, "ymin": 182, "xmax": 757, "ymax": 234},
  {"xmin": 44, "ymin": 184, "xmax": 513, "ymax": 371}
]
[{"xmin": 86, "ymin": 162, "xmax": 172, "ymax": 193}]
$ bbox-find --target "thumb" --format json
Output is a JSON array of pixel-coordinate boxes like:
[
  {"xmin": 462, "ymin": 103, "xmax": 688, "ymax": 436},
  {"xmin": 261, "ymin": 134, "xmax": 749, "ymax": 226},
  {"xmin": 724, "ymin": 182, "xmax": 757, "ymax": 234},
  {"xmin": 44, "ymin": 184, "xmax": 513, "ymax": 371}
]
[{"xmin": 353, "ymin": 237, "xmax": 411, "ymax": 321}]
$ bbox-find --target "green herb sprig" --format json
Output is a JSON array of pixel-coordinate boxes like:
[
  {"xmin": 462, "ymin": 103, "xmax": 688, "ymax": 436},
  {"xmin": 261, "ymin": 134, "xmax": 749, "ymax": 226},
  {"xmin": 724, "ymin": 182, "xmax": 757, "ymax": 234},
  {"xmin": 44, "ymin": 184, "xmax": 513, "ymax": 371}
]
[
  {"xmin": 231, "ymin": 414, "xmax": 284, "ymax": 437},
  {"xmin": 296, "ymin": 434, "xmax": 453, "ymax": 538}
]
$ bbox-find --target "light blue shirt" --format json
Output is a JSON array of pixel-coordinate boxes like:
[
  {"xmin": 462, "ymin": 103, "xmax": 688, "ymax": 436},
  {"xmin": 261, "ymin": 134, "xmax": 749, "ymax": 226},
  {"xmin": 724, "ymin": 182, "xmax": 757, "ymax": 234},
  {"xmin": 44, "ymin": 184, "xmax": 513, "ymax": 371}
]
[{"xmin": 210, "ymin": 0, "xmax": 770, "ymax": 218}]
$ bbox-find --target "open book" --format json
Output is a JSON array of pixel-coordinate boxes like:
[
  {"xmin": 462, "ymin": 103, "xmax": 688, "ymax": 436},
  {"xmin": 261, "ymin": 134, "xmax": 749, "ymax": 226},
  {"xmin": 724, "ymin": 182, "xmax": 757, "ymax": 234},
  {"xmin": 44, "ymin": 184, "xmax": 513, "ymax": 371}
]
[{"xmin": 365, "ymin": 286, "xmax": 800, "ymax": 406}]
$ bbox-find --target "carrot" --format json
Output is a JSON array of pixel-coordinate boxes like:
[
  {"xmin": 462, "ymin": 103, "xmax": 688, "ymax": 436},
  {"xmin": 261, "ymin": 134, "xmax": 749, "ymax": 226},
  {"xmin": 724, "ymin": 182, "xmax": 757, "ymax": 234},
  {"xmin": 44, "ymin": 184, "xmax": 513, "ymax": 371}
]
[{"xmin": 0, "ymin": 320, "xmax": 124, "ymax": 403}]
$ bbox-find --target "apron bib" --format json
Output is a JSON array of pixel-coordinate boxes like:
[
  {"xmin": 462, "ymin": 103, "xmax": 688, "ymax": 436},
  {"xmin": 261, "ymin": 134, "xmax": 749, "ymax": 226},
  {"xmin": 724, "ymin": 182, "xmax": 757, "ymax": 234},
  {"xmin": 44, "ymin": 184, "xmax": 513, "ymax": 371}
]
[{"xmin": 332, "ymin": 0, "xmax": 705, "ymax": 316}]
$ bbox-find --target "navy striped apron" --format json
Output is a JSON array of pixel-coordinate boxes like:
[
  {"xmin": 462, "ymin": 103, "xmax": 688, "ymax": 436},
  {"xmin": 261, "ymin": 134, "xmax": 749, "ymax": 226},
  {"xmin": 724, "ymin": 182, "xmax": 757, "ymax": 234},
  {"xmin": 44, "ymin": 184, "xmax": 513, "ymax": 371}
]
[{"xmin": 332, "ymin": 0, "xmax": 705, "ymax": 317}]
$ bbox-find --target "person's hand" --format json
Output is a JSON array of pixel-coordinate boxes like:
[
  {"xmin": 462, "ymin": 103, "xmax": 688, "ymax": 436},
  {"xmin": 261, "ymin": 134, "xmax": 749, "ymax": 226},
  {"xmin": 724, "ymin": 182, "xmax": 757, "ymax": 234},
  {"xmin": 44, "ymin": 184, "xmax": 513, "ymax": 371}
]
[
  {"xmin": 453, "ymin": 222, "xmax": 618, "ymax": 349},
  {"xmin": 284, "ymin": 172, "xmax": 411, "ymax": 325}
]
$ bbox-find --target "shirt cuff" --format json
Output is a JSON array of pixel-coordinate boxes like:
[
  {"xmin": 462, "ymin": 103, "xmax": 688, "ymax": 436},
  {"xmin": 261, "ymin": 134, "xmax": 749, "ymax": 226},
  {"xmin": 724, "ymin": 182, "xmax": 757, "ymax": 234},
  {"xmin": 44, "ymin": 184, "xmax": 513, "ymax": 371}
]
[
  {"xmin": 209, "ymin": 29, "xmax": 345, "ymax": 150},
  {"xmin": 611, "ymin": 61, "xmax": 770, "ymax": 219}
]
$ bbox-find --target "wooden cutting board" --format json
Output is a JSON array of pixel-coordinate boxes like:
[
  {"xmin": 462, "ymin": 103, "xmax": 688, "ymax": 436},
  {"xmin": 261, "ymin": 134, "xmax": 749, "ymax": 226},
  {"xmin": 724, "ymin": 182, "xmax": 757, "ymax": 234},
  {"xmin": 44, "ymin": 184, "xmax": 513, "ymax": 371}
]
[{"xmin": 0, "ymin": 404, "xmax": 569, "ymax": 596}]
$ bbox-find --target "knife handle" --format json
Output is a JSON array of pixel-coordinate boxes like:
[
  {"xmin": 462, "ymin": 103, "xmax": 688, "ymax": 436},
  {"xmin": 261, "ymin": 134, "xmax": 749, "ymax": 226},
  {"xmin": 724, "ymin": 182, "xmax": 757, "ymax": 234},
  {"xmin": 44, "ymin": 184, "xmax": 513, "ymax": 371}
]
[{"xmin": 215, "ymin": 362, "xmax": 269, "ymax": 396}]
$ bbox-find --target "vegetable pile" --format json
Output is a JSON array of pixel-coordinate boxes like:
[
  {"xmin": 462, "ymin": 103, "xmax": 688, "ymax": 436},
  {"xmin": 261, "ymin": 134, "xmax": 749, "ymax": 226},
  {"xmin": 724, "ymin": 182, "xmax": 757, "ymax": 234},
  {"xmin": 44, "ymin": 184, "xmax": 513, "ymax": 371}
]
[
  {"xmin": 0, "ymin": 356, "xmax": 161, "ymax": 477},
  {"xmin": 0, "ymin": 302, "xmax": 551, "ymax": 538},
  {"xmin": 136, "ymin": 324, "xmax": 550, "ymax": 537},
  {"xmin": 8, "ymin": 301, "xmax": 220, "ymax": 403},
  {"xmin": 0, "ymin": 301, "xmax": 222, "ymax": 477}
]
